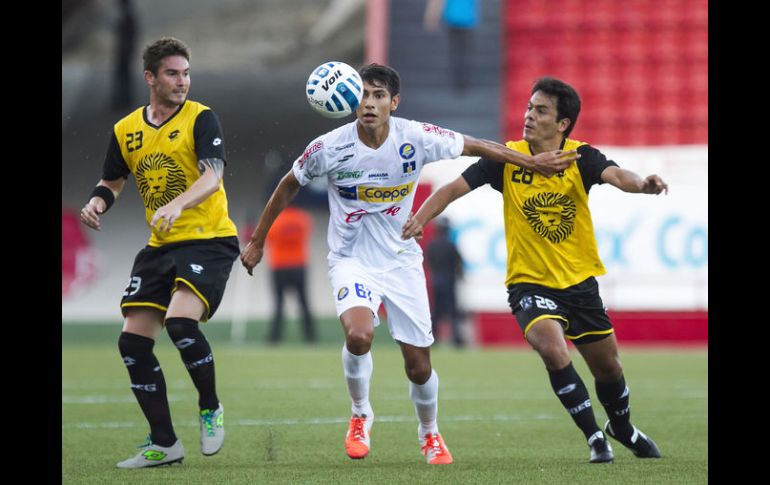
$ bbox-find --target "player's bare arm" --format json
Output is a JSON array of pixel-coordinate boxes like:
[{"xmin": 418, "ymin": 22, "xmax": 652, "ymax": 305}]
[
  {"xmin": 240, "ymin": 170, "xmax": 302, "ymax": 275},
  {"xmin": 151, "ymin": 158, "xmax": 224, "ymax": 234},
  {"xmin": 462, "ymin": 134, "xmax": 578, "ymax": 177},
  {"xmin": 80, "ymin": 178, "xmax": 126, "ymax": 231},
  {"xmin": 401, "ymin": 176, "xmax": 472, "ymax": 240},
  {"xmin": 601, "ymin": 166, "xmax": 669, "ymax": 195}
]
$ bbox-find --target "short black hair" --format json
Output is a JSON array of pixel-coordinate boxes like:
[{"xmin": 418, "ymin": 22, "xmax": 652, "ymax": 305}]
[
  {"xmin": 359, "ymin": 63, "xmax": 401, "ymax": 97},
  {"xmin": 531, "ymin": 77, "xmax": 581, "ymax": 138},
  {"xmin": 143, "ymin": 37, "xmax": 190, "ymax": 75}
]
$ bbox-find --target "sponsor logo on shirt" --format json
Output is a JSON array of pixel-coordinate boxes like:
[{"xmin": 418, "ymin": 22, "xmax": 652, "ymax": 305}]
[
  {"xmin": 402, "ymin": 161, "xmax": 416, "ymax": 174},
  {"xmin": 421, "ymin": 122, "xmax": 455, "ymax": 138},
  {"xmin": 337, "ymin": 287, "xmax": 349, "ymax": 300},
  {"xmin": 337, "ymin": 170, "xmax": 363, "ymax": 180},
  {"xmin": 399, "ymin": 142, "xmax": 415, "ymax": 159},
  {"xmin": 336, "ymin": 182, "xmax": 415, "ymax": 202},
  {"xmin": 298, "ymin": 141, "xmax": 323, "ymax": 169},
  {"xmin": 334, "ymin": 142, "xmax": 355, "ymax": 151},
  {"xmin": 168, "ymin": 130, "xmax": 180, "ymax": 140},
  {"xmin": 368, "ymin": 171, "xmax": 389, "ymax": 179},
  {"xmin": 359, "ymin": 182, "xmax": 414, "ymax": 202}
]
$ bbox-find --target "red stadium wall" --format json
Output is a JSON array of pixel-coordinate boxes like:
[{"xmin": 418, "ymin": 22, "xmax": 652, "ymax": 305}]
[
  {"xmin": 503, "ymin": 0, "xmax": 708, "ymax": 146},
  {"xmin": 475, "ymin": 311, "xmax": 708, "ymax": 346}
]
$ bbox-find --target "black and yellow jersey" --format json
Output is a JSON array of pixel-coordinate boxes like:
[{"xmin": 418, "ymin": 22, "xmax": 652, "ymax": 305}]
[
  {"xmin": 462, "ymin": 139, "xmax": 618, "ymax": 289},
  {"xmin": 101, "ymin": 100, "xmax": 237, "ymax": 246}
]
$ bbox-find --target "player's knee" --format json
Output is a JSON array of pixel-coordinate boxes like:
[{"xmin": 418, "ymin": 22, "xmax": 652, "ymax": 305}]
[
  {"xmin": 593, "ymin": 360, "xmax": 623, "ymax": 382},
  {"xmin": 118, "ymin": 331, "xmax": 154, "ymax": 360},
  {"xmin": 405, "ymin": 361, "xmax": 432, "ymax": 384},
  {"xmin": 345, "ymin": 328, "xmax": 373, "ymax": 353},
  {"xmin": 165, "ymin": 317, "xmax": 201, "ymax": 348},
  {"xmin": 535, "ymin": 343, "xmax": 571, "ymax": 371}
]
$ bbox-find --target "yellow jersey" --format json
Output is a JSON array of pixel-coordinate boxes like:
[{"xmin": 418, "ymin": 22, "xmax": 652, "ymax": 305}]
[
  {"xmin": 461, "ymin": 139, "xmax": 618, "ymax": 289},
  {"xmin": 102, "ymin": 100, "xmax": 237, "ymax": 246}
]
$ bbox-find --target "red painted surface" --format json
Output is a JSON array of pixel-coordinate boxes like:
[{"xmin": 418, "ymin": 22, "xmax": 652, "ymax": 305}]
[
  {"xmin": 502, "ymin": 0, "xmax": 708, "ymax": 146},
  {"xmin": 474, "ymin": 310, "xmax": 708, "ymax": 346}
]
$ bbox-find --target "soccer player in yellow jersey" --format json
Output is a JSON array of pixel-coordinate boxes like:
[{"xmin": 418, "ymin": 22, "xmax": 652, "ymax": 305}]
[
  {"xmin": 402, "ymin": 77, "xmax": 667, "ymax": 464},
  {"xmin": 80, "ymin": 37, "xmax": 239, "ymax": 468}
]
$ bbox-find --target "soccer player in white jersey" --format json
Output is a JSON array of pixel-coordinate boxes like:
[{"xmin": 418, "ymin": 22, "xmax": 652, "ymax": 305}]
[{"xmin": 240, "ymin": 64, "xmax": 578, "ymax": 464}]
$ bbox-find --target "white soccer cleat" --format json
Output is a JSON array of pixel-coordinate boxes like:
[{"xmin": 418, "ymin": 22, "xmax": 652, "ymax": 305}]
[
  {"xmin": 200, "ymin": 403, "xmax": 225, "ymax": 456},
  {"xmin": 116, "ymin": 436, "xmax": 184, "ymax": 468}
]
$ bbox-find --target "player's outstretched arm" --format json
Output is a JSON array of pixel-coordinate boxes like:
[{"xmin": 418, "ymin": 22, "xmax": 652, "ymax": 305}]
[
  {"xmin": 601, "ymin": 166, "xmax": 669, "ymax": 195},
  {"xmin": 80, "ymin": 178, "xmax": 126, "ymax": 231},
  {"xmin": 241, "ymin": 170, "xmax": 302, "ymax": 275},
  {"xmin": 402, "ymin": 176, "xmax": 472, "ymax": 240},
  {"xmin": 461, "ymin": 134, "xmax": 579, "ymax": 177}
]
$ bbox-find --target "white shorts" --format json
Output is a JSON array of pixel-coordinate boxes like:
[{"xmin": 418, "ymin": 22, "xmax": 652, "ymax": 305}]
[{"xmin": 328, "ymin": 259, "xmax": 434, "ymax": 347}]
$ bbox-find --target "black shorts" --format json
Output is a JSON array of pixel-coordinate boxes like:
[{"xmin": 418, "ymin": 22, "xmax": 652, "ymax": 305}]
[
  {"xmin": 121, "ymin": 237, "xmax": 240, "ymax": 322},
  {"xmin": 506, "ymin": 277, "xmax": 613, "ymax": 345}
]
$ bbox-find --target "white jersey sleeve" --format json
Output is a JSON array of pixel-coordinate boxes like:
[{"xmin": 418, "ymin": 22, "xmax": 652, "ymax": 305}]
[
  {"xmin": 415, "ymin": 121, "xmax": 464, "ymax": 165},
  {"xmin": 292, "ymin": 136, "xmax": 329, "ymax": 186}
]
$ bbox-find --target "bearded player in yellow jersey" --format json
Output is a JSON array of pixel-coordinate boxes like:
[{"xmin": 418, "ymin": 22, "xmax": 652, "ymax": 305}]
[
  {"xmin": 402, "ymin": 77, "xmax": 667, "ymax": 464},
  {"xmin": 80, "ymin": 37, "xmax": 239, "ymax": 468}
]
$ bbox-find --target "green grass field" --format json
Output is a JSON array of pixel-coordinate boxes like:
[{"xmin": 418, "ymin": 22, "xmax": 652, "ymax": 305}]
[{"xmin": 62, "ymin": 323, "xmax": 707, "ymax": 484}]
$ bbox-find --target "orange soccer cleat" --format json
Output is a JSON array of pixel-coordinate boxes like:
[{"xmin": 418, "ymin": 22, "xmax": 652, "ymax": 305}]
[
  {"xmin": 420, "ymin": 432, "xmax": 453, "ymax": 465},
  {"xmin": 345, "ymin": 414, "xmax": 373, "ymax": 459}
]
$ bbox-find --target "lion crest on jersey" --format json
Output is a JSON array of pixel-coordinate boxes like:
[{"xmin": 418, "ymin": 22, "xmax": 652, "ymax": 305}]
[
  {"xmin": 522, "ymin": 192, "xmax": 576, "ymax": 243},
  {"xmin": 135, "ymin": 153, "xmax": 187, "ymax": 210}
]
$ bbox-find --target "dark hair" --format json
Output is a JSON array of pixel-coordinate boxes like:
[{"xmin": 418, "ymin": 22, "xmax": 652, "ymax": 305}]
[
  {"xmin": 143, "ymin": 37, "xmax": 191, "ymax": 75},
  {"xmin": 359, "ymin": 63, "xmax": 401, "ymax": 97},
  {"xmin": 531, "ymin": 77, "xmax": 581, "ymax": 138}
]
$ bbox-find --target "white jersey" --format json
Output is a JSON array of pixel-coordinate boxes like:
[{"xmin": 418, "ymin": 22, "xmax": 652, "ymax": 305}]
[{"xmin": 292, "ymin": 116, "xmax": 464, "ymax": 271}]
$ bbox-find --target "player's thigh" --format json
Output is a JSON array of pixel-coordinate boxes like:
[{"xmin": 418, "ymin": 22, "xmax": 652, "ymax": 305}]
[
  {"xmin": 381, "ymin": 264, "xmax": 433, "ymax": 348},
  {"xmin": 171, "ymin": 237, "xmax": 240, "ymax": 322},
  {"xmin": 329, "ymin": 262, "xmax": 382, "ymax": 324},
  {"xmin": 122, "ymin": 306, "xmax": 165, "ymax": 339}
]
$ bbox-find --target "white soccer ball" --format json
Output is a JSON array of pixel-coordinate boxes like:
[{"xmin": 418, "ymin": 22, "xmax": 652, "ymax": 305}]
[{"xmin": 306, "ymin": 61, "xmax": 363, "ymax": 119}]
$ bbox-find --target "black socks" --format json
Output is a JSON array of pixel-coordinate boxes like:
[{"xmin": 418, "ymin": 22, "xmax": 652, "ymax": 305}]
[
  {"xmin": 165, "ymin": 317, "xmax": 219, "ymax": 411},
  {"xmin": 118, "ymin": 332, "xmax": 176, "ymax": 447},
  {"xmin": 548, "ymin": 362, "xmax": 601, "ymax": 440}
]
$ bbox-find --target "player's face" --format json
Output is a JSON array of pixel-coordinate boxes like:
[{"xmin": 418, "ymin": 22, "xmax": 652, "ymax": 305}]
[
  {"xmin": 356, "ymin": 80, "xmax": 399, "ymax": 130},
  {"xmin": 147, "ymin": 55, "xmax": 190, "ymax": 106},
  {"xmin": 523, "ymin": 91, "xmax": 569, "ymax": 144}
]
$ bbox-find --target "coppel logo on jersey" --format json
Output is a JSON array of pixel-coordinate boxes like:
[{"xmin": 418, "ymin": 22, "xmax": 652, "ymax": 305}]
[{"xmin": 337, "ymin": 182, "xmax": 414, "ymax": 202}]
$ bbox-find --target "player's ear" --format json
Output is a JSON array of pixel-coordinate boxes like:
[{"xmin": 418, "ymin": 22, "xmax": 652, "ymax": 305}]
[
  {"xmin": 144, "ymin": 70, "xmax": 155, "ymax": 87},
  {"xmin": 558, "ymin": 117, "xmax": 571, "ymax": 134},
  {"xmin": 391, "ymin": 93, "xmax": 400, "ymax": 112}
]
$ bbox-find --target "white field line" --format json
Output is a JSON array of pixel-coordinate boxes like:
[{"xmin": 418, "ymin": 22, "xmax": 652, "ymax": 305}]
[{"xmin": 65, "ymin": 413, "xmax": 560, "ymax": 429}]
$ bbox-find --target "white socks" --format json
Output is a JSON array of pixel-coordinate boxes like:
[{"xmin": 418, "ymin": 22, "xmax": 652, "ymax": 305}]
[
  {"xmin": 341, "ymin": 344, "xmax": 374, "ymax": 417},
  {"xmin": 409, "ymin": 369, "xmax": 439, "ymax": 437}
]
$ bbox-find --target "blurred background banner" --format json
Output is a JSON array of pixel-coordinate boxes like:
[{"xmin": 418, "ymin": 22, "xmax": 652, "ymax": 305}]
[{"xmin": 62, "ymin": 0, "xmax": 706, "ymax": 344}]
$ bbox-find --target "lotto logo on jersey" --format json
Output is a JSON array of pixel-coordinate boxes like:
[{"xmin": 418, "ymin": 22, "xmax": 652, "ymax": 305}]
[{"xmin": 359, "ymin": 182, "xmax": 414, "ymax": 202}]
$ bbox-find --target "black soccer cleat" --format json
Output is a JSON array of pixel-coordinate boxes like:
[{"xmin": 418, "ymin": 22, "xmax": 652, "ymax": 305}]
[
  {"xmin": 604, "ymin": 421, "xmax": 662, "ymax": 458},
  {"xmin": 587, "ymin": 431, "xmax": 614, "ymax": 463}
]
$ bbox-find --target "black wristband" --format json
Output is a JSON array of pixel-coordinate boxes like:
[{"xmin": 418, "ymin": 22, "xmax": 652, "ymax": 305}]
[{"xmin": 89, "ymin": 185, "xmax": 115, "ymax": 212}]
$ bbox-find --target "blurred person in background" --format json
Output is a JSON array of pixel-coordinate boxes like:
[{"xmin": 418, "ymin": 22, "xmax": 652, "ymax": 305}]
[
  {"xmin": 425, "ymin": 216, "xmax": 465, "ymax": 347},
  {"xmin": 403, "ymin": 76, "xmax": 667, "ymax": 464},
  {"xmin": 264, "ymin": 204, "xmax": 317, "ymax": 344},
  {"xmin": 423, "ymin": 0, "xmax": 479, "ymax": 92},
  {"xmin": 80, "ymin": 37, "xmax": 238, "ymax": 468},
  {"xmin": 241, "ymin": 64, "xmax": 578, "ymax": 465}
]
